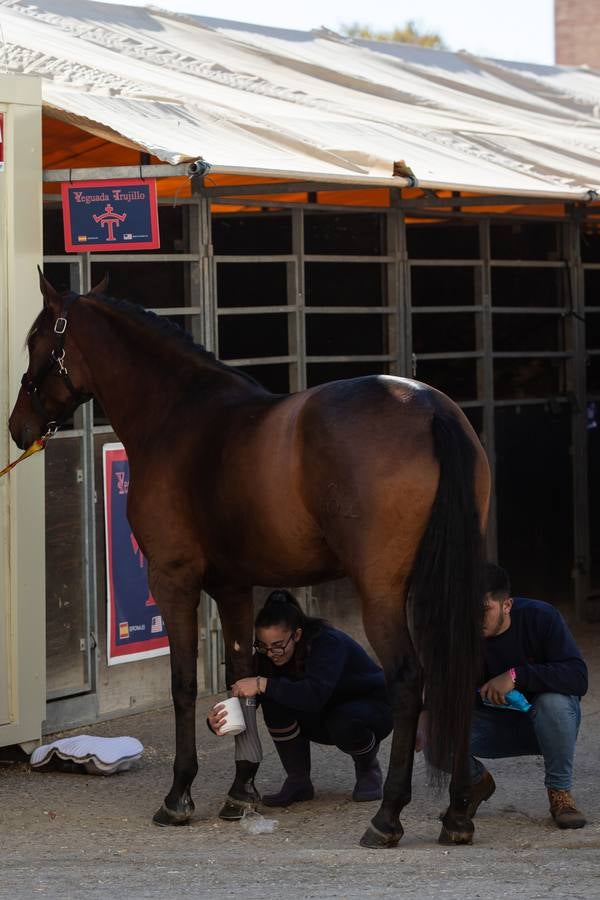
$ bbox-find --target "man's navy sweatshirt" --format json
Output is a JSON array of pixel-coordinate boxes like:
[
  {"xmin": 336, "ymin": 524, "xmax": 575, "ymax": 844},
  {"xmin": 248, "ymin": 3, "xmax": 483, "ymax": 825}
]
[
  {"xmin": 483, "ymin": 597, "xmax": 587, "ymax": 698},
  {"xmin": 261, "ymin": 625, "xmax": 388, "ymax": 713}
]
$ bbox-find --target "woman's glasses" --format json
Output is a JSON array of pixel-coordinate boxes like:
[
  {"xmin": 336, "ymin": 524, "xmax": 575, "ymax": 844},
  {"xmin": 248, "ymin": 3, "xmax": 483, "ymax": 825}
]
[{"xmin": 253, "ymin": 633, "xmax": 295, "ymax": 656}]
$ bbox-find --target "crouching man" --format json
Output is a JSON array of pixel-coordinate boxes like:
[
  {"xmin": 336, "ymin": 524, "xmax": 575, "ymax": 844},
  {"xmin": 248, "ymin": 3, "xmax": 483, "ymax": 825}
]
[{"xmin": 467, "ymin": 563, "xmax": 588, "ymax": 829}]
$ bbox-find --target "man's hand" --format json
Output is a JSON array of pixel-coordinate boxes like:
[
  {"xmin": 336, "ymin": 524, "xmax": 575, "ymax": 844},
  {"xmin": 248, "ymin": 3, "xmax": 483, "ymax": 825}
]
[{"xmin": 479, "ymin": 670, "xmax": 515, "ymax": 706}]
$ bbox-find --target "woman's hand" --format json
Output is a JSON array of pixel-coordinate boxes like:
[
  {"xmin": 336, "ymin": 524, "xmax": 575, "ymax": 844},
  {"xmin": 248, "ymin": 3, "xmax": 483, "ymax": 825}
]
[
  {"xmin": 207, "ymin": 702, "xmax": 227, "ymax": 735},
  {"xmin": 231, "ymin": 677, "xmax": 266, "ymax": 698}
]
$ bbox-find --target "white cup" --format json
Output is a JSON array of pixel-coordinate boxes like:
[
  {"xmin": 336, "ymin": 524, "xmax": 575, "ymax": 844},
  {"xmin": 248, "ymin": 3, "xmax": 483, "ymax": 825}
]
[{"xmin": 217, "ymin": 696, "xmax": 247, "ymax": 736}]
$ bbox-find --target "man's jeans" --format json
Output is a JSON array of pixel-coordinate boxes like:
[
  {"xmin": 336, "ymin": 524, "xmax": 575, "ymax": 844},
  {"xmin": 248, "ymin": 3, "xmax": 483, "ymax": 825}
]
[{"xmin": 470, "ymin": 692, "xmax": 581, "ymax": 791}]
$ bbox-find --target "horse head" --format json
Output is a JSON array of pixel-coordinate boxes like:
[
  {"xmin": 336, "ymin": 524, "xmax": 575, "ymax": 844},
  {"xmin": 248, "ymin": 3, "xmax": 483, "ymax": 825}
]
[{"xmin": 8, "ymin": 270, "xmax": 107, "ymax": 449}]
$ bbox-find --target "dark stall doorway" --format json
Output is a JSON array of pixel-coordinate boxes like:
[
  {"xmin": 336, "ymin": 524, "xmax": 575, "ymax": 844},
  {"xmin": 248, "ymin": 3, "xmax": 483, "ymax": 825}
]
[
  {"xmin": 588, "ymin": 404, "xmax": 600, "ymax": 594},
  {"xmin": 494, "ymin": 404, "xmax": 574, "ymax": 610}
]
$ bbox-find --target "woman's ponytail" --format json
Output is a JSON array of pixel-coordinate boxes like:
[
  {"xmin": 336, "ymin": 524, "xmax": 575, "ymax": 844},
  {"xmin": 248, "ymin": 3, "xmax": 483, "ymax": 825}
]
[{"xmin": 255, "ymin": 589, "xmax": 305, "ymax": 631}]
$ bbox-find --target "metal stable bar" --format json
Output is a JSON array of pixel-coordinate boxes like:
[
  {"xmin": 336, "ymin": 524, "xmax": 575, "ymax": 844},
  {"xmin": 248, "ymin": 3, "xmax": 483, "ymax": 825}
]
[
  {"xmin": 217, "ymin": 305, "xmax": 394, "ymax": 315},
  {"xmin": 307, "ymin": 354, "xmax": 394, "ymax": 363},
  {"xmin": 478, "ymin": 217, "xmax": 497, "ymax": 560},
  {"xmin": 214, "ymin": 255, "xmax": 296, "ymax": 264},
  {"xmin": 493, "ymin": 396, "xmax": 571, "ymax": 408},
  {"xmin": 492, "ymin": 351, "xmax": 572, "ymax": 359},
  {"xmin": 491, "ymin": 307, "xmax": 568, "ymax": 315},
  {"xmin": 211, "ymin": 198, "xmax": 392, "ymax": 212},
  {"xmin": 202, "ymin": 181, "xmax": 361, "ymax": 197},
  {"xmin": 199, "ymin": 168, "xmax": 596, "ymax": 203},
  {"xmin": 199, "ymin": 167, "xmax": 415, "ymax": 190},
  {"xmin": 149, "ymin": 307, "xmax": 203, "ymax": 316},
  {"xmin": 411, "ymin": 305, "xmax": 483, "ymax": 314},
  {"xmin": 223, "ymin": 355, "xmax": 296, "ymax": 367},
  {"xmin": 217, "ymin": 306, "xmax": 298, "ymax": 316},
  {"xmin": 79, "ymin": 256, "xmax": 99, "ymax": 701},
  {"xmin": 396, "ymin": 201, "xmax": 411, "ymax": 377},
  {"xmin": 415, "ymin": 351, "xmax": 484, "ymax": 360},
  {"xmin": 385, "ymin": 193, "xmax": 402, "ymax": 375},
  {"xmin": 399, "ymin": 194, "xmax": 580, "ymax": 209},
  {"xmin": 211, "ymin": 194, "xmax": 600, "ymax": 219},
  {"xmin": 405, "ymin": 208, "xmax": 582, "ymax": 223},
  {"xmin": 43, "ymin": 164, "xmax": 191, "ymax": 182},
  {"xmin": 408, "ymin": 259, "xmax": 483, "ymax": 267},
  {"xmin": 304, "ymin": 306, "xmax": 394, "ymax": 314},
  {"xmin": 80, "ymin": 253, "xmax": 200, "ymax": 263},
  {"xmin": 290, "ymin": 208, "xmax": 306, "ymax": 392},
  {"xmin": 304, "ymin": 255, "xmax": 395, "ymax": 264},
  {"xmin": 566, "ymin": 217, "xmax": 590, "ymax": 619},
  {"xmin": 490, "ymin": 260, "xmax": 568, "ymax": 269}
]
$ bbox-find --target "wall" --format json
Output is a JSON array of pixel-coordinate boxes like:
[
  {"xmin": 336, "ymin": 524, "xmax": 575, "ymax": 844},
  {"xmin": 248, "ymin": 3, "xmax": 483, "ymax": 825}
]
[
  {"xmin": 0, "ymin": 74, "xmax": 45, "ymax": 749},
  {"xmin": 555, "ymin": 0, "xmax": 600, "ymax": 67}
]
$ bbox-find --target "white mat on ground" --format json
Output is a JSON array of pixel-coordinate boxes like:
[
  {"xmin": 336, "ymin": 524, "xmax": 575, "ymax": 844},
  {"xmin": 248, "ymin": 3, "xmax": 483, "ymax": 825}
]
[{"xmin": 30, "ymin": 735, "xmax": 144, "ymax": 775}]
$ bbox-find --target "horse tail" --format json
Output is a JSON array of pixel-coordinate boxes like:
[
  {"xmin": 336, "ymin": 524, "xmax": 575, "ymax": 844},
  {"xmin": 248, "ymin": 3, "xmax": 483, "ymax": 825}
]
[{"xmin": 409, "ymin": 407, "xmax": 486, "ymax": 779}]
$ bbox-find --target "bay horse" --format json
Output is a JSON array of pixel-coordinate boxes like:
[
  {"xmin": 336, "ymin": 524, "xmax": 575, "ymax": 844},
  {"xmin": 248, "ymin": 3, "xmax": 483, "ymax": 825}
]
[{"xmin": 9, "ymin": 272, "xmax": 490, "ymax": 848}]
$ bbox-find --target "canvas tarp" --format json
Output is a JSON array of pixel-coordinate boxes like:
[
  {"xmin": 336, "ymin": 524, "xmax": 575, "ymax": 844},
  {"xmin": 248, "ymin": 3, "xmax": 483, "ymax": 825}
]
[{"xmin": 2, "ymin": 0, "xmax": 600, "ymax": 199}]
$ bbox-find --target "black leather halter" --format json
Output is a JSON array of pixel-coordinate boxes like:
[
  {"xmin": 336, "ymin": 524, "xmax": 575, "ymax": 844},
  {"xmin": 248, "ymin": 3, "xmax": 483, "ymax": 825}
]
[{"xmin": 21, "ymin": 293, "xmax": 91, "ymax": 433}]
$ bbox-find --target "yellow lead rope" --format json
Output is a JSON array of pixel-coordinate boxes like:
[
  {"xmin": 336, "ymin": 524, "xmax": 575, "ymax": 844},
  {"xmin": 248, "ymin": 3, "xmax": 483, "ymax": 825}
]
[{"xmin": 0, "ymin": 439, "xmax": 46, "ymax": 478}]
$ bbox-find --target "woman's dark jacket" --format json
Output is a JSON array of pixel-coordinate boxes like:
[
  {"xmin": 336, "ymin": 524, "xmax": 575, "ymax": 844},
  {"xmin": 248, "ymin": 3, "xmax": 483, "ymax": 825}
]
[{"xmin": 258, "ymin": 624, "xmax": 388, "ymax": 713}]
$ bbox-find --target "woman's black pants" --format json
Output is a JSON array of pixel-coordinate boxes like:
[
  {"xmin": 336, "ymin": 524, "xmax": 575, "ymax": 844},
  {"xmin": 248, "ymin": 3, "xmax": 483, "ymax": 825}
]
[{"xmin": 261, "ymin": 695, "xmax": 392, "ymax": 754}]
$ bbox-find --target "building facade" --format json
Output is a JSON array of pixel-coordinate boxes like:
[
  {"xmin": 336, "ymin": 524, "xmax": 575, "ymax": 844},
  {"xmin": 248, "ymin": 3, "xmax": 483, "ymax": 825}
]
[{"xmin": 555, "ymin": 0, "xmax": 600, "ymax": 67}]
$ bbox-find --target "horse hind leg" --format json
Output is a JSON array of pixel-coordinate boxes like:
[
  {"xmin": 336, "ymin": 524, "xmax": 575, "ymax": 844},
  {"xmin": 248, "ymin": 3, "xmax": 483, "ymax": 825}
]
[
  {"xmin": 356, "ymin": 587, "xmax": 423, "ymax": 849},
  {"xmin": 438, "ymin": 723, "xmax": 474, "ymax": 845}
]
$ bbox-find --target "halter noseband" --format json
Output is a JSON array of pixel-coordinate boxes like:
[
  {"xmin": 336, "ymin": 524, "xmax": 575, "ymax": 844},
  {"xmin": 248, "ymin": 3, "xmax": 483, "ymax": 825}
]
[{"xmin": 21, "ymin": 293, "xmax": 91, "ymax": 434}]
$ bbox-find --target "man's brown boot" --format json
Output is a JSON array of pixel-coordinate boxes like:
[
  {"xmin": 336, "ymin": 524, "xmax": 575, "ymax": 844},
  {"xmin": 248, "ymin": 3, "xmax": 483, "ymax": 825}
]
[
  {"xmin": 547, "ymin": 788, "xmax": 586, "ymax": 829},
  {"xmin": 466, "ymin": 769, "xmax": 496, "ymax": 818}
]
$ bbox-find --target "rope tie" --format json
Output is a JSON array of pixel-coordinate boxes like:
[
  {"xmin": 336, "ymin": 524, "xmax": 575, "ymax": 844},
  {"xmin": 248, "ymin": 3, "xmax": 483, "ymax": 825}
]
[{"xmin": 0, "ymin": 439, "xmax": 46, "ymax": 479}]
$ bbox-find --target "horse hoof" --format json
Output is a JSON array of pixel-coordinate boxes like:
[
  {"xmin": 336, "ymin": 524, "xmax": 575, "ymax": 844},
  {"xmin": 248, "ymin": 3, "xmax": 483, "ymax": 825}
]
[
  {"xmin": 438, "ymin": 824, "xmax": 473, "ymax": 845},
  {"xmin": 152, "ymin": 803, "xmax": 193, "ymax": 827},
  {"xmin": 359, "ymin": 823, "xmax": 403, "ymax": 849},
  {"xmin": 218, "ymin": 795, "xmax": 258, "ymax": 822}
]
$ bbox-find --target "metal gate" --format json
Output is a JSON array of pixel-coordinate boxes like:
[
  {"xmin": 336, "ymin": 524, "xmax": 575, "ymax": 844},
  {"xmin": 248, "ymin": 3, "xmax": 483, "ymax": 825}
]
[{"xmin": 40, "ymin": 174, "xmax": 596, "ymax": 729}]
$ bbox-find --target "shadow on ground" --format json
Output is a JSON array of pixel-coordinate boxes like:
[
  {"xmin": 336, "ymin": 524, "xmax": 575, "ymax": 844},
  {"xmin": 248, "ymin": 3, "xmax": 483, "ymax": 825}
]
[{"xmin": 1, "ymin": 624, "xmax": 600, "ymax": 899}]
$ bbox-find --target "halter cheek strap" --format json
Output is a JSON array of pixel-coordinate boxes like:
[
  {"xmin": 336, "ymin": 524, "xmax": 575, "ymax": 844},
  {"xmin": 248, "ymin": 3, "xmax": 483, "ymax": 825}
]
[{"xmin": 20, "ymin": 294, "xmax": 91, "ymax": 433}]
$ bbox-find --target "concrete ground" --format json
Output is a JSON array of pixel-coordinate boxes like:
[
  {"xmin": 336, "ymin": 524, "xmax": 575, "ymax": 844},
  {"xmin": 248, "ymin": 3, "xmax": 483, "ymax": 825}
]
[{"xmin": 1, "ymin": 625, "xmax": 600, "ymax": 899}]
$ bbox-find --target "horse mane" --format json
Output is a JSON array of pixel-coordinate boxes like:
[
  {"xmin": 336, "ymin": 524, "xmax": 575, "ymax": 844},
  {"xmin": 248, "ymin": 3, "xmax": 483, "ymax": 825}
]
[{"xmin": 90, "ymin": 292, "xmax": 266, "ymax": 389}]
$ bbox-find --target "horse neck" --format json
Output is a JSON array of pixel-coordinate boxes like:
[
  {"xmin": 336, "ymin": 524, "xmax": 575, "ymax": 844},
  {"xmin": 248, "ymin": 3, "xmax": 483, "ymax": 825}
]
[{"xmin": 70, "ymin": 298, "xmax": 261, "ymax": 454}]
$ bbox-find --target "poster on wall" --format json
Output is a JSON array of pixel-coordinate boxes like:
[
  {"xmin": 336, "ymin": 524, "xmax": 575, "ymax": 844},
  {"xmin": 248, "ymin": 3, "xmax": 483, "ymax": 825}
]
[
  {"xmin": 102, "ymin": 442, "xmax": 169, "ymax": 665},
  {"xmin": 61, "ymin": 178, "xmax": 160, "ymax": 252}
]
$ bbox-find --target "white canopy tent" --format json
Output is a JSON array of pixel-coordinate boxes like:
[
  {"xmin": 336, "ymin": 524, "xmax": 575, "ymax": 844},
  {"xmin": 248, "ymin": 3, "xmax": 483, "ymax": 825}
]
[{"xmin": 2, "ymin": 0, "xmax": 600, "ymax": 198}]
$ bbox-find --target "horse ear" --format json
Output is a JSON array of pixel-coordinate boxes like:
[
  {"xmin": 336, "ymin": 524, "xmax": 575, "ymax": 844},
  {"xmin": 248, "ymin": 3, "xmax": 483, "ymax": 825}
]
[
  {"xmin": 38, "ymin": 266, "xmax": 62, "ymax": 312},
  {"xmin": 89, "ymin": 273, "xmax": 109, "ymax": 296}
]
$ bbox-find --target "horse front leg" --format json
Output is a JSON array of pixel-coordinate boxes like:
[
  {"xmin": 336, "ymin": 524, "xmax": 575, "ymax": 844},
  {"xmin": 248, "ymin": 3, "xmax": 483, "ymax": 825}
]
[
  {"xmin": 360, "ymin": 646, "xmax": 422, "ymax": 848},
  {"xmin": 150, "ymin": 570, "xmax": 200, "ymax": 827},
  {"xmin": 212, "ymin": 586, "xmax": 263, "ymax": 821}
]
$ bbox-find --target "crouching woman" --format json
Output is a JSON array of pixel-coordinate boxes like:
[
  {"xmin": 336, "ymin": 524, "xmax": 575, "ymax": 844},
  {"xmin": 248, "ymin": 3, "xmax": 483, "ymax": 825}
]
[{"xmin": 208, "ymin": 590, "xmax": 392, "ymax": 806}]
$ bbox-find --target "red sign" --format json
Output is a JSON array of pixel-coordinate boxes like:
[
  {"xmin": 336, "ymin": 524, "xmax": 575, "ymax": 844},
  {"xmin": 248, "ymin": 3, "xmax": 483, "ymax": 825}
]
[
  {"xmin": 0, "ymin": 113, "xmax": 4, "ymax": 173},
  {"xmin": 61, "ymin": 178, "xmax": 160, "ymax": 252}
]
